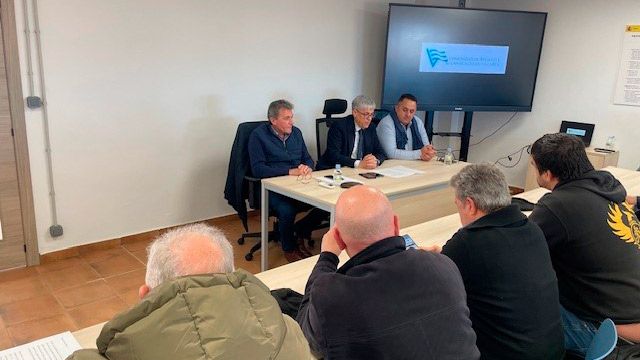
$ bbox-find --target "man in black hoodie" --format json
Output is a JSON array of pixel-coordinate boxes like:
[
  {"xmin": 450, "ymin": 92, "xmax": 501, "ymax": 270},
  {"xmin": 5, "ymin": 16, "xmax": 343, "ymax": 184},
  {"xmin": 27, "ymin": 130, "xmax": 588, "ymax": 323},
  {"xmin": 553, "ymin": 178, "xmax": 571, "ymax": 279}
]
[{"xmin": 529, "ymin": 133, "xmax": 640, "ymax": 355}]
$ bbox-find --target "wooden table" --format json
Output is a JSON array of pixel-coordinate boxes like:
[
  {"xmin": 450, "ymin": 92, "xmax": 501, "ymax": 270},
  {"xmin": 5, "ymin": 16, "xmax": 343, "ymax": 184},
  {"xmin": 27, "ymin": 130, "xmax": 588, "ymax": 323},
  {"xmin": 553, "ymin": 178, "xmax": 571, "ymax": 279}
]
[
  {"xmin": 73, "ymin": 166, "xmax": 640, "ymax": 349},
  {"xmin": 259, "ymin": 159, "xmax": 467, "ymax": 270}
]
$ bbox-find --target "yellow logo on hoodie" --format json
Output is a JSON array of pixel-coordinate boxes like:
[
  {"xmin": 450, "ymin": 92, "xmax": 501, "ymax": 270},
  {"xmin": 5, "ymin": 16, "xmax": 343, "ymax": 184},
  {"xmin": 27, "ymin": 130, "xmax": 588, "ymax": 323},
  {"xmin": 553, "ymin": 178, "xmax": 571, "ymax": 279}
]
[{"xmin": 607, "ymin": 202, "xmax": 640, "ymax": 248}]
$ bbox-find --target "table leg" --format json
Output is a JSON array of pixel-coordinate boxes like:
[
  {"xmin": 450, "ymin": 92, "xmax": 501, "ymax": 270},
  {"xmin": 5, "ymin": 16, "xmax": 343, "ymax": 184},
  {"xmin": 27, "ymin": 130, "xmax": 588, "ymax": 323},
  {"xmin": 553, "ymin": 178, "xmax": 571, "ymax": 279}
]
[{"xmin": 261, "ymin": 184, "xmax": 269, "ymax": 272}]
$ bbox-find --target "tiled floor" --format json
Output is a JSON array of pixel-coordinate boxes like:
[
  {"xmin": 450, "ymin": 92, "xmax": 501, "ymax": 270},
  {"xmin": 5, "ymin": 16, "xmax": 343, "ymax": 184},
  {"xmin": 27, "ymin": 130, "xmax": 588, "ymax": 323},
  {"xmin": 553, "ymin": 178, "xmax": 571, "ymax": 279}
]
[{"xmin": 0, "ymin": 213, "xmax": 324, "ymax": 350}]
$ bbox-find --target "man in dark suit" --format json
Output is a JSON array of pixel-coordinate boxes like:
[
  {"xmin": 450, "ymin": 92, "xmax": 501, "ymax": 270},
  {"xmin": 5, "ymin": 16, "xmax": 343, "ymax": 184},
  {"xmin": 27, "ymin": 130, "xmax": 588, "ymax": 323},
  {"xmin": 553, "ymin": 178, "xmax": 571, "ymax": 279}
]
[{"xmin": 317, "ymin": 95, "xmax": 387, "ymax": 170}]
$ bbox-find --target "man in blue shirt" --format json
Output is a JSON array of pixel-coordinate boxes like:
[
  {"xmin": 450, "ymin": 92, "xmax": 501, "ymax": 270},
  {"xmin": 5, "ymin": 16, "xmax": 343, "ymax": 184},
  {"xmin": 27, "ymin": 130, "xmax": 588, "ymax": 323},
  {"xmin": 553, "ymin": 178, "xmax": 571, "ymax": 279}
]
[
  {"xmin": 376, "ymin": 94, "xmax": 436, "ymax": 161},
  {"xmin": 248, "ymin": 99, "xmax": 315, "ymax": 262}
]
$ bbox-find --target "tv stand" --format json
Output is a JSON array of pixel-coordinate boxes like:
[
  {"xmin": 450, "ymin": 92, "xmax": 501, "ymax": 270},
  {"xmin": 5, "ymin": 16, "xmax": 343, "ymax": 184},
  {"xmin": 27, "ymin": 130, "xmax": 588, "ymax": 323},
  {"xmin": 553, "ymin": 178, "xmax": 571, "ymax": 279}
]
[{"xmin": 425, "ymin": 111, "xmax": 473, "ymax": 162}]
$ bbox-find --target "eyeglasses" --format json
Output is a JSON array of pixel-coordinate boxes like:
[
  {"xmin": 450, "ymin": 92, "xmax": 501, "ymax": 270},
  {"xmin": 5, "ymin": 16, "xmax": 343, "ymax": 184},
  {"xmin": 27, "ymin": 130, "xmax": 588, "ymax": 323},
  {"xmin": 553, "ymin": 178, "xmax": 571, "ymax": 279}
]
[
  {"xmin": 355, "ymin": 109, "xmax": 374, "ymax": 119},
  {"xmin": 297, "ymin": 173, "xmax": 312, "ymax": 184}
]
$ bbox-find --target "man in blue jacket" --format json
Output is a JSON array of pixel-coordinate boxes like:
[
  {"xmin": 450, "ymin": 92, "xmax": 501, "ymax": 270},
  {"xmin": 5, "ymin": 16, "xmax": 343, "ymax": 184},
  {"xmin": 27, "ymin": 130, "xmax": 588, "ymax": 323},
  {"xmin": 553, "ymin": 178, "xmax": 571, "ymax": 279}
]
[{"xmin": 248, "ymin": 99, "xmax": 316, "ymax": 262}]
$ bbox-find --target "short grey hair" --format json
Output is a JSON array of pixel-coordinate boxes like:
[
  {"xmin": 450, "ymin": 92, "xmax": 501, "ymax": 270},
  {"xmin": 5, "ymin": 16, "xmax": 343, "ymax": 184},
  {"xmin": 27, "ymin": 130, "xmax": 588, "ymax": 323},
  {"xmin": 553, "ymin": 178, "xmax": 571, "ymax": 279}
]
[
  {"xmin": 352, "ymin": 95, "xmax": 376, "ymax": 111},
  {"xmin": 450, "ymin": 163, "xmax": 511, "ymax": 213},
  {"xmin": 267, "ymin": 99, "xmax": 294, "ymax": 120},
  {"xmin": 145, "ymin": 223, "xmax": 234, "ymax": 289}
]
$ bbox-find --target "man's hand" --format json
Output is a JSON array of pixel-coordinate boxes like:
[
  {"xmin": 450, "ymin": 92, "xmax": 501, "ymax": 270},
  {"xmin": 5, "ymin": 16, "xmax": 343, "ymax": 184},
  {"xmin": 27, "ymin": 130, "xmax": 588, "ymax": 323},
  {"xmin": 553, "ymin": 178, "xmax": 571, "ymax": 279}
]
[
  {"xmin": 627, "ymin": 195, "xmax": 638, "ymax": 206},
  {"xmin": 321, "ymin": 228, "xmax": 344, "ymax": 256},
  {"xmin": 358, "ymin": 154, "xmax": 378, "ymax": 169},
  {"xmin": 419, "ymin": 244, "xmax": 442, "ymax": 253},
  {"xmin": 420, "ymin": 145, "xmax": 436, "ymax": 161},
  {"xmin": 289, "ymin": 164, "xmax": 312, "ymax": 176}
]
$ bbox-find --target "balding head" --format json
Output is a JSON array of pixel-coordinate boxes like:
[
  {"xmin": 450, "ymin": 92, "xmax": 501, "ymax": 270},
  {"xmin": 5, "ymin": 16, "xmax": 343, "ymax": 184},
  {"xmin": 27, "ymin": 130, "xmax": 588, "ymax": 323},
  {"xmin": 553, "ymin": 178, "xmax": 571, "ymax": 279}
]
[
  {"xmin": 141, "ymin": 223, "xmax": 234, "ymax": 298},
  {"xmin": 335, "ymin": 185, "xmax": 399, "ymax": 256}
]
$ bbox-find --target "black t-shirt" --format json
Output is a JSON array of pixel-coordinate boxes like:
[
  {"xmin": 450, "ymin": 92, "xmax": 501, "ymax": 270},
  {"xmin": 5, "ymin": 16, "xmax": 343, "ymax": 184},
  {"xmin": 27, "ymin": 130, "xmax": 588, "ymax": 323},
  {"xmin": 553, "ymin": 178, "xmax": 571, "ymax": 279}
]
[{"xmin": 443, "ymin": 205, "xmax": 564, "ymax": 360}]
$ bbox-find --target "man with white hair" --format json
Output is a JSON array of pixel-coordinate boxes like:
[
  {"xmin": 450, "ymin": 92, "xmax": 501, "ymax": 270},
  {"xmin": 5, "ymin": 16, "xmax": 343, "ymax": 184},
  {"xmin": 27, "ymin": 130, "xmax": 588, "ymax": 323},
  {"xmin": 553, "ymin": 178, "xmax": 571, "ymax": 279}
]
[
  {"xmin": 317, "ymin": 95, "xmax": 387, "ymax": 170},
  {"xmin": 296, "ymin": 185, "xmax": 479, "ymax": 359},
  {"xmin": 68, "ymin": 223, "xmax": 312, "ymax": 360},
  {"xmin": 441, "ymin": 163, "xmax": 564, "ymax": 359}
]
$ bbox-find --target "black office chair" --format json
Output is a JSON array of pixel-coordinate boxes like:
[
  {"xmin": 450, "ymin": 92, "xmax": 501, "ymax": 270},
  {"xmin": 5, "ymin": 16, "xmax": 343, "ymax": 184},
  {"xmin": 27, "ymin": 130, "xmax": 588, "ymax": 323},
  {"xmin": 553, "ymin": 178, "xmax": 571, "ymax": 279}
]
[
  {"xmin": 223, "ymin": 121, "xmax": 279, "ymax": 261},
  {"xmin": 372, "ymin": 108, "xmax": 390, "ymax": 126},
  {"xmin": 315, "ymin": 98, "xmax": 348, "ymax": 159}
]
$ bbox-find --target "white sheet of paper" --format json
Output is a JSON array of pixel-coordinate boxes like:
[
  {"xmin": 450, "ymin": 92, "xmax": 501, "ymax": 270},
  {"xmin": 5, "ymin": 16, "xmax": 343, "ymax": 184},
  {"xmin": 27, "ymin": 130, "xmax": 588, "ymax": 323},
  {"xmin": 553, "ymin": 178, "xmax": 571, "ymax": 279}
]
[
  {"xmin": 373, "ymin": 166, "xmax": 425, "ymax": 178},
  {"xmin": 0, "ymin": 331, "xmax": 81, "ymax": 360}
]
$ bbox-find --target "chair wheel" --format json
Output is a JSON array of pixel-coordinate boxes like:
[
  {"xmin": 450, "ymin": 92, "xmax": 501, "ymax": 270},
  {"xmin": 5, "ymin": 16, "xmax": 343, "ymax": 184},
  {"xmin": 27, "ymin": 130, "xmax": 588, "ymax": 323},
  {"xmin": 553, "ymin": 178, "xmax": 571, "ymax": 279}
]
[
  {"xmin": 237, "ymin": 237, "xmax": 245, "ymax": 245},
  {"xmin": 308, "ymin": 239, "xmax": 315, "ymax": 248},
  {"xmin": 245, "ymin": 253, "xmax": 253, "ymax": 261}
]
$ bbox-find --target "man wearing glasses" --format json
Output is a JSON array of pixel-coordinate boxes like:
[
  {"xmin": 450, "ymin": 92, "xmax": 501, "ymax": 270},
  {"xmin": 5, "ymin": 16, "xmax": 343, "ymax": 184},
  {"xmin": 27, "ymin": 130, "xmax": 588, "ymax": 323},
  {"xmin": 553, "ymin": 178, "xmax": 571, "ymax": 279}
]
[
  {"xmin": 317, "ymin": 95, "xmax": 387, "ymax": 170},
  {"xmin": 248, "ymin": 99, "xmax": 316, "ymax": 262}
]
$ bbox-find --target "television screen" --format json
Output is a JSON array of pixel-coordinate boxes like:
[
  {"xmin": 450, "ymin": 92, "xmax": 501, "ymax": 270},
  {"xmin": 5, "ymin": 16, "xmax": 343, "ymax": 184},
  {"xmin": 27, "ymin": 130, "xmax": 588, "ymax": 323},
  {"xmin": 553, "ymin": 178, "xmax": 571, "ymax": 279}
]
[{"xmin": 381, "ymin": 4, "xmax": 547, "ymax": 112}]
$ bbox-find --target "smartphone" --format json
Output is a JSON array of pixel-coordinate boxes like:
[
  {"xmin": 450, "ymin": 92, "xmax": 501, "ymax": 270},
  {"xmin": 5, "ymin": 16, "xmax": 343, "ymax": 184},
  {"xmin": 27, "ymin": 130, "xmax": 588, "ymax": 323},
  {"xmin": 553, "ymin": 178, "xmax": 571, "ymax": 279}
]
[
  {"xmin": 402, "ymin": 234, "xmax": 418, "ymax": 250},
  {"xmin": 359, "ymin": 172, "xmax": 382, "ymax": 179}
]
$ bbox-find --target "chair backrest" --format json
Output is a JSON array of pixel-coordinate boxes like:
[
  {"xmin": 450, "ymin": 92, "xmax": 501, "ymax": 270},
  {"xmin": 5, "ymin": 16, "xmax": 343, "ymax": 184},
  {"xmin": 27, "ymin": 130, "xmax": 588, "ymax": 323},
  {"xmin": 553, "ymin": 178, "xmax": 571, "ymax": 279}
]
[
  {"xmin": 586, "ymin": 318, "xmax": 618, "ymax": 360},
  {"xmin": 316, "ymin": 98, "xmax": 347, "ymax": 158},
  {"xmin": 224, "ymin": 121, "xmax": 267, "ymax": 229},
  {"xmin": 372, "ymin": 108, "xmax": 390, "ymax": 127}
]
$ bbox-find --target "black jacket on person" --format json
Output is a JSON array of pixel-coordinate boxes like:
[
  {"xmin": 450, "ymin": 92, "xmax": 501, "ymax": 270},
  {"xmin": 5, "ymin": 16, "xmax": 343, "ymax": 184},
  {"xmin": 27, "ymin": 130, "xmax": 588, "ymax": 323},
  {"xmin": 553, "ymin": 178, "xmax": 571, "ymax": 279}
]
[
  {"xmin": 442, "ymin": 204, "xmax": 564, "ymax": 360},
  {"xmin": 296, "ymin": 236, "xmax": 479, "ymax": 360},
  {"xmin": 529, "ymin": 170, "xmax": 640, "ymax": 324},
  {"xmin": 316, "ymin": 115, "xmax": 387, "ymax": 170}
]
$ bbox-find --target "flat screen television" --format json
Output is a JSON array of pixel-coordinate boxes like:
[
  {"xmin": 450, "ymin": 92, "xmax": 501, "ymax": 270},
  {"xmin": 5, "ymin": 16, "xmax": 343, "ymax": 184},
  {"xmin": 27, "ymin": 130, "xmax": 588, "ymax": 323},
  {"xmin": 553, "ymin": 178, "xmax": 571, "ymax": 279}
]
[{"xmin": 381, "ymin": 4, "xmax": 547, "ymax": 112}]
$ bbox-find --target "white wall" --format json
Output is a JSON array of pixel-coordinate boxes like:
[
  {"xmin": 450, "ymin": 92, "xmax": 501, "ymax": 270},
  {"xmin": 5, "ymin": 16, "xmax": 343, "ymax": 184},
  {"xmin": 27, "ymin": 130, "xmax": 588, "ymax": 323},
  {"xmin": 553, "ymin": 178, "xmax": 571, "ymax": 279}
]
[
  {"xmin": 459, "ymin": 0, "xmax": 640, "ymax": 185},
  {"xmin": 15, "ymin": 0, "xmax": 415, "ymax": 253}
]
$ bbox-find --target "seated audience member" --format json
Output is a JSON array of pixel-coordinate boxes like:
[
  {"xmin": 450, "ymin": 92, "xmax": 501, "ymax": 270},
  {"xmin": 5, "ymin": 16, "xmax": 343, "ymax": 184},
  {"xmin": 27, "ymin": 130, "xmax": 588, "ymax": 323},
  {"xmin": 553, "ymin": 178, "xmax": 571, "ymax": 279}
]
[
  {"xmin": 296, "ymin": 185, "xmax": 479, "ymax": 359},
  {"xmin": 376, "ymin": 93, "xmax": 436, "ymax": 161},
  {"xmin": 529, "ymin": 133, "xmax": 640, "ymax": 355},
  {"xmin": 248, "ymin": 99, "xmax": 318, "ymax": 262},
  {"xmin": 441, "ymin": 163, "xmax": 564, "ymax": 359},
  {"xmin": 67, "ymin": 223, "xmax": 312, "ymax": 360},
  {"xmin": 316, "ymin": 95, "xmax": 387, "ymax": 170}
]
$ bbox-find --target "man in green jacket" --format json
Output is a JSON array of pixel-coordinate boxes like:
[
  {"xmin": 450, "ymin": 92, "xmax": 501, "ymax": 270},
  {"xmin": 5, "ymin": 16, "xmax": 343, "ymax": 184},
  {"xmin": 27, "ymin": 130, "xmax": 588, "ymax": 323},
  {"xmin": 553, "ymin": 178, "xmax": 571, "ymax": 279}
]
[{"xmin": 67, "ymin": 223, "xmax": 313, "ymax": 360}]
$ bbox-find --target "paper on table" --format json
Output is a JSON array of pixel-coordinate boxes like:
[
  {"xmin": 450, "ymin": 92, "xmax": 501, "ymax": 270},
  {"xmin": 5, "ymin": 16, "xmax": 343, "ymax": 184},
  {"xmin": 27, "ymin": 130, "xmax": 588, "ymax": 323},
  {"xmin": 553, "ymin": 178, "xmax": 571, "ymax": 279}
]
[
  {"xmin": 0, "ymin": 331, "xmax": 81, "ymax": 360},
  {"xmin": 373, "ymin": 166, "xmax": 425, "ymax": 178}
]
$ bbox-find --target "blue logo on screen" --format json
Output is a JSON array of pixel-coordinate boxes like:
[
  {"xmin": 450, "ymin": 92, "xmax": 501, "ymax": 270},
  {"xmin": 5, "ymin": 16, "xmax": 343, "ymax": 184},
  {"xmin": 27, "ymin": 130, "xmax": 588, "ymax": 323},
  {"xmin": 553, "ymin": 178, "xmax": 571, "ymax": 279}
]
[
  {"xmin": 426, "ymin": 48, "xmax": 448, "ymax": 67},
  {"xmin": 419, "ymin": 43, "xmax": 509, "ymax": 74}
]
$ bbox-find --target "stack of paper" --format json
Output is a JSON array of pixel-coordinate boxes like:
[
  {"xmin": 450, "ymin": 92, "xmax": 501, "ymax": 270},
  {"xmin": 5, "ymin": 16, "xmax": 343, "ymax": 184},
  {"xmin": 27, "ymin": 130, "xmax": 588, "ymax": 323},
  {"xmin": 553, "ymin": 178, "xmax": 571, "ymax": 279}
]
[
  {"xmin": 373, "ymin": 166, "xmax": 425, "ymax": 178},
  {"xmin": 0, "ymin": 331, "xmax": 81, "ymax": 360}
]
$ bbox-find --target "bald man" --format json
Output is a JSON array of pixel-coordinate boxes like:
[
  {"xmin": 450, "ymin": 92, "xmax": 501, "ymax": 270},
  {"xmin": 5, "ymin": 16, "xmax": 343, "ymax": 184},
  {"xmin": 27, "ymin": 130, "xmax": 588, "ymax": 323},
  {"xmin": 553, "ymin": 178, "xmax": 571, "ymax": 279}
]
[
  {"xmin": 296, "ymin": 186, "xmax": 479, "ymax": 359},
  {"xmin": 68, "ymin": 223, "xmax": 312, "ymax": 360}
]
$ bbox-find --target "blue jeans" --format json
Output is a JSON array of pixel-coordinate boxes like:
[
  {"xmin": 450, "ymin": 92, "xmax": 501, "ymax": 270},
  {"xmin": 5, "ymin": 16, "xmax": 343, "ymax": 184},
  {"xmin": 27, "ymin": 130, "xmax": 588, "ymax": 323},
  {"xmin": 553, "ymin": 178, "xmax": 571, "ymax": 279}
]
[
  {"xmin": 269, "ymin": 192, "xmax": 300, "ymax": 252},
  {"xmin": 561, "ymin": 305, "xmax": 599, "ymax": 356}
]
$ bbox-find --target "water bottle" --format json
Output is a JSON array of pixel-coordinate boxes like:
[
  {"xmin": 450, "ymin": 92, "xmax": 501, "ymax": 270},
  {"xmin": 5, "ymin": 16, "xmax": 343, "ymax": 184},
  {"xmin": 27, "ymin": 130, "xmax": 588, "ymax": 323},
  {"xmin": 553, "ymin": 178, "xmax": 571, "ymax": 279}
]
[
  {"xmin": 333, "ymin": 164, "xmax": 344, "ymax": 183},
  {"xmin": 444, "ymin": 147, "xmax": 454, "ymax": 165}
]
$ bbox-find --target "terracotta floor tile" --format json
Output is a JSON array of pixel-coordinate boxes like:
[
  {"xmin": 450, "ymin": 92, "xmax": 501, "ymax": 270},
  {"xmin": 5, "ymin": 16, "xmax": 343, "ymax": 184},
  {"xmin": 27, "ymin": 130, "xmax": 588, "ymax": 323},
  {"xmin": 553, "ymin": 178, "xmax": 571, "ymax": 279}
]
[
  {"xmin": 104, "ymin": 268, "xmax": 146, "ymax": 294},
  {"xmin": 129, "ymin": 249, "xmax": 148, "ymax": 264},
  {"xmin": 0, "ymin": 294, "xmax": 64, "ymax": 325},
  {"xmin": 89, "ymin": 253, "xmax": 144, "ymax": 278},
  {"xmin": 0, "ymin": 267, "xmax": 39, "ymax": 282},
  {"xmin": 0, "ymin": 277, "xmax": 50, "ymax": 306},
  {"xmin": 68, "ymin": 296, "xmax": 128, "ymax": 329},
  {"xmin": 80, "ymin": 247, "xmax": 129, "ymax": 264},
  {"xmin": 54, "ymin": 280, "xmax": 114, "ymax": 309},
  {"xmin": 7, "ymin": 314, "xmax": 77, "ymax": 346},
  {"xmin": 0, "ymin": 319, "xmax": 13, "ymax": 350},
  {"xmin": 40, "ymin": 263, "xmax": 100, "ymax": 292},
  {"xmin": 35, "ymin": 256, "xmax": 86, "ymax": 274},
  {"xmin": 118, "ymin": 289, "xmax": 141, "ymax": 307}
]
